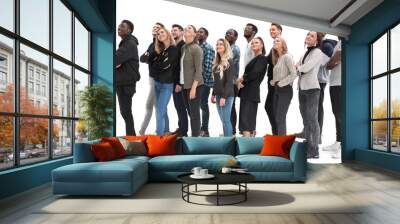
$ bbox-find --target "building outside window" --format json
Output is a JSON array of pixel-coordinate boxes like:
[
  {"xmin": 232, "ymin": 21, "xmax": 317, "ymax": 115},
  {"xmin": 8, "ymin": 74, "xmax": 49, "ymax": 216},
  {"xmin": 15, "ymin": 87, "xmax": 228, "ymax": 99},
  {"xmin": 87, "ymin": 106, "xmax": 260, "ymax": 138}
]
[
  {"xmin": 0, "ymin": 0, "xmax": 91, "ymax": 170},
  {"xmin": 371, "ymin": 23, "xmax": 400, "ymax": 154}
]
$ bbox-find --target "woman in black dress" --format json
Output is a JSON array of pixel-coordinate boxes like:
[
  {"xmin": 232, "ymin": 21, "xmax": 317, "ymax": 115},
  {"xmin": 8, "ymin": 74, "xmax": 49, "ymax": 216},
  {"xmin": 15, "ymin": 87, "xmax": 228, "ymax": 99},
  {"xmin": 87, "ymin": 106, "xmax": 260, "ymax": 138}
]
[{"xmin": 237, "ymin": 37, "xmax": 269, "ymax": 137}]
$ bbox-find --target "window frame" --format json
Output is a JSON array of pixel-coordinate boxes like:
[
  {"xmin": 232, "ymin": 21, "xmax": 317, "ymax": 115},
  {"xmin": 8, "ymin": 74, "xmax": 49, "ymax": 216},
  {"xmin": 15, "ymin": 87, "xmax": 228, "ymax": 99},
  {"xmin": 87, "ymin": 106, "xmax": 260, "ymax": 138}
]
[
  {"xmin": 0, "ymin": 0, "xmax": 92, "ymax": 171},
  {"xmin": 370, "ymin": 20, "xmax": 400, "ymax": 154}
]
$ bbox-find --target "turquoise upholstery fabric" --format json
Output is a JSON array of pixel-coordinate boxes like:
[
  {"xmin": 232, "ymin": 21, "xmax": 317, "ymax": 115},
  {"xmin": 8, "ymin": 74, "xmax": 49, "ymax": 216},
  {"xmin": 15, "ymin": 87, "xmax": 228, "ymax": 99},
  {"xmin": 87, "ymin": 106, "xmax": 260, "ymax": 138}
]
[
  {"xmin": 52, "ymin": 158, "xmax": 148, "ymax": 195},
  {"xmin": 236, "ymin": 137, "xmax": 263, "ymax": 155},
  {"xmin": 180, "ymin": 137, "xmax": 236, "ymax": 155},
  {"xmin": 149, "ymin": 154, "xmax": 235, "ymax": 172},
  {"xmin": 73, "ymin": 140, "xmax": 100, "ymax": 163},
  {"xmin": 53, "ymin": 138, "xmax": 307, "ymax": 196},
  {"xmin": 289, "ymin": 141, "xmax": 307, "ymax": 181},
  {"xmin": 236, "ymin": 155, "xmax": 293, "ymax": 172}
]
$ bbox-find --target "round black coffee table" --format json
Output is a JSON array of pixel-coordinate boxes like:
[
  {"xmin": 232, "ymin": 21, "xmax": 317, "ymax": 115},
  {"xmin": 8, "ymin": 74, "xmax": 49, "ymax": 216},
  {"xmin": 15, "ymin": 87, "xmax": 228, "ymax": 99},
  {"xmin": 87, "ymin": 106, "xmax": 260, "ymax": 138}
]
[{"xmin": 177, "ymin": 173, "xmax": 255, "ymax": 206}]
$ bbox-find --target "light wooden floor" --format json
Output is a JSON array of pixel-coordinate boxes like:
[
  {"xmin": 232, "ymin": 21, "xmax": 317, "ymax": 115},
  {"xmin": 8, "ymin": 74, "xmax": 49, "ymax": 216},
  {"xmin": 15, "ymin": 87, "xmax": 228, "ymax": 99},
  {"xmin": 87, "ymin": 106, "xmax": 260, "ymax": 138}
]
[{"xmin": 1, "ymin": 162, "xmax": 400, "ymax": 224}]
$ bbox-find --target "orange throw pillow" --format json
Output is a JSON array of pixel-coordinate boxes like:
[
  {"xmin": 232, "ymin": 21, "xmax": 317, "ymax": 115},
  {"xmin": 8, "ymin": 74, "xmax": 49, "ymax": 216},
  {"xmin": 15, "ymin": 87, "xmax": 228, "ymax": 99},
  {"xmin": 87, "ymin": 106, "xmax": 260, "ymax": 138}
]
[
  {"xmin": 259, "ymin": 134, "xmax": 296, "ymax": 159},
  {"xmin": 101, "ymin": 137, "xmax": 126, "ymax": 158},
  {"xmin": 146, "ymin": 134, "xmax": 177, "ymax": 157},
  {"xmin": 91, "ymin": 142, "xmax": 117, "ymax": 162},
  {"xmin": 124, "ymin": 135, "xmax": 152, "ymax": 141}
]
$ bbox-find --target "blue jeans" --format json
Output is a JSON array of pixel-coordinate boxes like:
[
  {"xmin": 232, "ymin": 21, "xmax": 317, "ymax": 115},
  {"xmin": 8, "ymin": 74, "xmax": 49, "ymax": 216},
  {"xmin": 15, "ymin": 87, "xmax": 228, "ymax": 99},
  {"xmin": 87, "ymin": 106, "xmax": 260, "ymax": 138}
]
[
  {"xmin": 216, "ymin": 96, "xmax": 234, "ymax": 136},
  {"xmin": 155, "ymin": 81, "xmax": 173, "ymax": 135}
]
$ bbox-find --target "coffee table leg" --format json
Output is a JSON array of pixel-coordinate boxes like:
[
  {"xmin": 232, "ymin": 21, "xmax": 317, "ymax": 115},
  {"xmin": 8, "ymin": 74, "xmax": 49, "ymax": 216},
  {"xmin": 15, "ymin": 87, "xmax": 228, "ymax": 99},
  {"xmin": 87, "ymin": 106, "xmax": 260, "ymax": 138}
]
[
  {"xmin": 195, "ymin": 184, "xmax": 198, "ymax": 192},
  {"xmin": 245, "ymin": 183, "xmax": 247, "ymax": 201},
  {"xmin": 217, "ymin": 184, "xmax": 220, "ymax": 206}
]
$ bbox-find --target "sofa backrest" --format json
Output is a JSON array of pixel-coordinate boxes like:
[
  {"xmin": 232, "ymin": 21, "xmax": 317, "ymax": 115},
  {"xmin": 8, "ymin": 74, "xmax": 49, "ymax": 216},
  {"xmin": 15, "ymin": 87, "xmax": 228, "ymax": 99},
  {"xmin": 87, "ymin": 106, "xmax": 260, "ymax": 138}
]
[
  {"xmin": 236, "ymin": 137, "xmax": 264, "ymax": 155},
  {"xmin": 73, "ymin": 139, "xmax": 100, "ymax": 163},
  {"xmin": 179, "ymin": 137, "xmax": 236, "ymax": 155}
]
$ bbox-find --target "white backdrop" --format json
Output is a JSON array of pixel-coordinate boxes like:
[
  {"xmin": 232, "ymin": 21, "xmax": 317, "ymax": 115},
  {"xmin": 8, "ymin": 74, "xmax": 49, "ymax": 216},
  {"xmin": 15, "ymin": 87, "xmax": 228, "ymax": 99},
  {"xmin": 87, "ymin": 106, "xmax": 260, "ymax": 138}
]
[{"xmin": 116, "ymin": 0, "xmax": 338, "ymax": 147}]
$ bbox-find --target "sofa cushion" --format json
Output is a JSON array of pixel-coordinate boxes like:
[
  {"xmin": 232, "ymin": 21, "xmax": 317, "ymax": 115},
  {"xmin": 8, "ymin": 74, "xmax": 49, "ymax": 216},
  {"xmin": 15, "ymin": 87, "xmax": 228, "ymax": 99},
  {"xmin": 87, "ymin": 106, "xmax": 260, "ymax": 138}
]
[
  {"xmin": 260, "ymin": 135, "xmax": 296, "ymax": 159},
  {"xmin": 180, "ymin": 137, "xmax": 235, "ymax": 155},
  {"xmin": 236, "ymin": 137, "xmax": 263, "ymax": 155},
  {"xmin": 118, "ymin": 138, "xmax": 147, "ymax": 156},
  {"xmin": 52, "ymin": 159, "xmax": 147, "ymax": 183},
  {"xmin": 74, "ymin": 139, "xmax": 100, "ymax": 163},
  {"xmin": 147, "ymin": 135, "xmax": 177, "ymax": 157},
  {"xmin": 236, "ymin": 155, "xmax": 293, "ymax": 172},
  {"xmin": 91, "ymin": 142, "xmax": 118, "ymax": 161},
  {"xmin": 149, "ymin": 154, "xmax": 235, "ymax": 172},
  {"xmin": 101, "ymin": 137, "xmax": 127, "ymax": 158}
]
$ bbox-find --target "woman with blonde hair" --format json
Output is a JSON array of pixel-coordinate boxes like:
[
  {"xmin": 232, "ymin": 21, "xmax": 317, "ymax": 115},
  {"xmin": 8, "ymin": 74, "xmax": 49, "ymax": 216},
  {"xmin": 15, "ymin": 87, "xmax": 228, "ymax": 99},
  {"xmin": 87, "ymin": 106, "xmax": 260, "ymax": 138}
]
[
  {"xmin": 211, "ymin": 38, "xmax": 236, "ymax": 136},
  {"xmin": 269, "ymin": 37, "xmax": 297, "ymax": 135},
  {"xmin": 148, "ymin": 27, "xmax": 179, "ymax": 135}
]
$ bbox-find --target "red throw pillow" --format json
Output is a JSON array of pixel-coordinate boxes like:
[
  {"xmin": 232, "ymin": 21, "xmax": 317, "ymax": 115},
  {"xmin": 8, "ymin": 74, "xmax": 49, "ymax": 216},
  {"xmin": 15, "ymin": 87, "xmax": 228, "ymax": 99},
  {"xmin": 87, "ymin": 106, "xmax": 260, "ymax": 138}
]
[
  {"xmin": 146, "ymin": 134, "xmax": 177, "ymax": 157},
  {"xmin": 91, "ymin": 142, "xmax": 117, "ymax": 162},
  {"xmin": 259, "ymin": 134, "xmax": 296, "ymax": 159},
  {"xmin": 101, "ymin": 137, "xmax": 126, "ymax": 158}
]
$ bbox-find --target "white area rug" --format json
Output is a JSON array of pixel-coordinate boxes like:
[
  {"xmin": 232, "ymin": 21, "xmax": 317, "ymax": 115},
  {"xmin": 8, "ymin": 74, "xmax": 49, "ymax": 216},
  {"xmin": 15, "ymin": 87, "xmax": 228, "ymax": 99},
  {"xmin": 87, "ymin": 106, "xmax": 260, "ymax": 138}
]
[{"xmin": 38, "ymin": 183, "xmax": 361, "ymax": 214}]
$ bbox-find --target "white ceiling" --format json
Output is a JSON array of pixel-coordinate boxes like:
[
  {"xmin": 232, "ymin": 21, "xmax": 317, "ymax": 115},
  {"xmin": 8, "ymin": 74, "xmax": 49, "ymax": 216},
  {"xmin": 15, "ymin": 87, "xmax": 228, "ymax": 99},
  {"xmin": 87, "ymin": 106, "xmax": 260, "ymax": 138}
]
[{"xmin": 164, "ymin": 0, "xmax": 384, "ymax": 37}]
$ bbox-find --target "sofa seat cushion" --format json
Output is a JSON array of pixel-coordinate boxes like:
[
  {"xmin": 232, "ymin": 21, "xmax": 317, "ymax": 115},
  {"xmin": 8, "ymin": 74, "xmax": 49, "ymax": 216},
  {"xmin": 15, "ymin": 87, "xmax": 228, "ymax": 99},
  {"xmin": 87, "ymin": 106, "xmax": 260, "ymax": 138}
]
[
  {"xmin": 179, "ymin": 137, "xmax": 236, "ymax": 155},
  {"xmin": 53, "ymin": 159, "xmax": 147, "ymax": 183},
  {"xmin": 236, "ymin": 155, "xmax": 293, "ymax": 172},
  {"xmin": 149, "ymin": 154, "xmax": 235, "ymax": 172}
]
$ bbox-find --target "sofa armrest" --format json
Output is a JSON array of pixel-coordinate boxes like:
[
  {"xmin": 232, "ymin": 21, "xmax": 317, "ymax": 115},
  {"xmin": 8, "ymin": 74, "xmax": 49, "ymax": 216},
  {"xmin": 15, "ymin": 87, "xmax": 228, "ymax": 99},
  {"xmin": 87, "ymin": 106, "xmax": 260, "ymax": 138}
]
[
  {"xmin": 73, "ymin": 140, "xmax": 100, "ymax": 163},
  {"xmin": 289, "ymin": 141, "xmax": 307, "ymax": 181}
]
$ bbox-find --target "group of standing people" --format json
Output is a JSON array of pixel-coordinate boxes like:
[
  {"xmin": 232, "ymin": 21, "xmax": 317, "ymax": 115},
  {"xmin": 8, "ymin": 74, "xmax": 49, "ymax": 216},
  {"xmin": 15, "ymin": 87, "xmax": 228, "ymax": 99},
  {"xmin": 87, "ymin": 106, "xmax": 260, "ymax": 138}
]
[{"xmin": 115, "ymin": 20, "xmax": 342, "ymax": 159}]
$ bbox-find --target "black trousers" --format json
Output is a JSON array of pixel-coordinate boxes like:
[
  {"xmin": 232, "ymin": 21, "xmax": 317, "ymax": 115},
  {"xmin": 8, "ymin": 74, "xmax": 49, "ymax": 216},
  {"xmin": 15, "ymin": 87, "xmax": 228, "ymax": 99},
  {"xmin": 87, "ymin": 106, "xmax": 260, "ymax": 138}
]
[
  {"xmin": 318, "ymin": 82, "xmax": 327, "ymax": 137},
  {"xmin": 230, "ymin": 85, "xmax": 239, "ymax": 135},
  {"xmin": 239, "ymin": 99, "xmax": 258, "ymax": 132},
  {"xmin": 116, "ymin": 84, "xmax": 136, "ymax": 136},
  {"xmin": 330, "ymin": 86, "xmax": 342, "ymax": 142},
  {"xmin": 273, "ymin": 85, "xmax": 293, "ymax": 135},
  {"xmin": 183, "ymin": 85, "xmax": 204, "ymax": 137},
  {"xmin": 265, "ymin": 83, "xmax": 277, "ymax": 135},
  {"xmin": 173, "ymin": 85, "xmax": 189, "ymax": 136}
]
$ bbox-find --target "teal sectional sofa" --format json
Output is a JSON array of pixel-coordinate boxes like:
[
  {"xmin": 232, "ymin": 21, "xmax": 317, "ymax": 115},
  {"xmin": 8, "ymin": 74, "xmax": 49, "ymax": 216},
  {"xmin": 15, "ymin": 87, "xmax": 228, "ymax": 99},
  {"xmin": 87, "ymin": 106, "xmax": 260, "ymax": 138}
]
[{"xmin": 52, "ymin": 137, "xmax": 306, "ymax": 196}]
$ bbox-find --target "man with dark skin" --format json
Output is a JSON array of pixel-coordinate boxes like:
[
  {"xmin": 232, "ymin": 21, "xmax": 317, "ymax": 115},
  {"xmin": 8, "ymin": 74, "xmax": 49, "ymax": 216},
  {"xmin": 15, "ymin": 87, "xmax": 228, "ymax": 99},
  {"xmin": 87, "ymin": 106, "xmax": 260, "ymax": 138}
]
[
  {"xmin": 243, "ymin": 23, "xmax": 257, "ymax": 67},
  {"xmin": 197, "ymin": 27, "xmax": 215, "ymax": 137},
  {"xmin": 225, "ymin": 29, "xmax": 240, "ymax": 135},
  {"xmin": 115, "ymin": 20, "xmax": 140, "ymax": 135}
]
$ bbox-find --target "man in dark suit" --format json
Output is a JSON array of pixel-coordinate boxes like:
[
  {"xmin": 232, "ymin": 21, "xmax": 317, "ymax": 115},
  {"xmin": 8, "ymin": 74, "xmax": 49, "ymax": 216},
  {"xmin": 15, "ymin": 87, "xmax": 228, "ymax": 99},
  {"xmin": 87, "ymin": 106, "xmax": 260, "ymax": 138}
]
[{"xmin": 115, "ymin": 20, "xmax": 140, "ymax": 135}]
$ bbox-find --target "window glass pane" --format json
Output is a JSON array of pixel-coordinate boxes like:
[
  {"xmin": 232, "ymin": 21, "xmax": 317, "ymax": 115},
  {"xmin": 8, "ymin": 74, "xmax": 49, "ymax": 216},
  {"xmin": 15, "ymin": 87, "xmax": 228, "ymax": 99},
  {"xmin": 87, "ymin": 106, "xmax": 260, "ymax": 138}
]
[
  {"xmin": 53, "ymin": 59, "xmax": 72, "ymax": 117},
  {"xmin": 75, "ymin": 18, "xmax": 89, "ymax": 69},
  {"xmin": 20, "ymin": 117, "xmax": 49, "ymax": 165},
  {"xmin": 20, "ymin": 44, "xmax": 49, "ymax": 115},
  {"xmin": 372, "ymin": 33, "xmax": 387, "ymax": 76},
  {"xmin": 0, "ymin": 35, "xmax": 14, "ymax": 112},
  {"xmin": 53, "ymin": 119, "xmax": 72, "ymax": 157},
  {"xmin": 372, "ymin": 121, "xmax": 388, "ymax": 151},
  {"xmin": 20, "ymin": 0, "xmax": 49, "ymax": 49},
  {"xmin": 392, "ymin": 120, "xmax": 400, "ymax": 153},
  {"xmin": 372, "ymin": 77, "xmax": 387, "ymax": 119},
  {"xmin": 74, "ymin": 69, "xmax": 89, "ymax": 118},
  {"xmin": 53, "ymin": 0, "xmax": 72, "ymax": 60},
  {"xmin": 391, "ymin": 72, "xmax": 400, "ymax": 118},
  {"xmin": 391, "ymin": 24, "xmax": 400, "ymax": 70},
  {"xmin": 0, "ymin": 0, "xmax": 14, "ymax": 31},
  {"xmin": 0, "ymin": 116, "xmax": 13, "ymax": 170},
  {"xmin": 75, "ymin": 120, "xmax": 88, "ymax": 143}
]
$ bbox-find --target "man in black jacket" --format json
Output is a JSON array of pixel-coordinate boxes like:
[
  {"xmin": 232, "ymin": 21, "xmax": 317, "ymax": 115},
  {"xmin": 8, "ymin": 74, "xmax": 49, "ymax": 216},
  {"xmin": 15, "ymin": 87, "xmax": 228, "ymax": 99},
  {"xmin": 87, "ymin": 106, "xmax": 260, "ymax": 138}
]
[{"xmin": 116, "ymin": 20, "xmax": 140, "ymax": 136}]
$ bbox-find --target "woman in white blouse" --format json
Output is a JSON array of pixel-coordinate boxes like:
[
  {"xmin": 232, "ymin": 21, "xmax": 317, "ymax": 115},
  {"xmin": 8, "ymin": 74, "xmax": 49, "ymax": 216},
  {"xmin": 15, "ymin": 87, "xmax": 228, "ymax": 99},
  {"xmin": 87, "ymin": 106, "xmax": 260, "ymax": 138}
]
[
  {"xmin": 269, "ymin": 37, "xmax": 297, "ymax": 135},
  {"xmin": 295, "ymin": 31, "xmax": 325, "ymax": 159}
]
